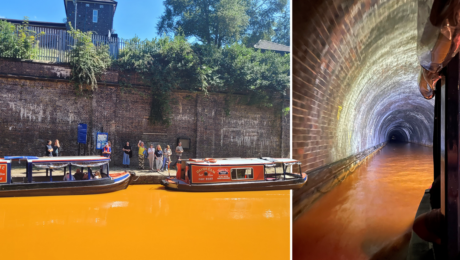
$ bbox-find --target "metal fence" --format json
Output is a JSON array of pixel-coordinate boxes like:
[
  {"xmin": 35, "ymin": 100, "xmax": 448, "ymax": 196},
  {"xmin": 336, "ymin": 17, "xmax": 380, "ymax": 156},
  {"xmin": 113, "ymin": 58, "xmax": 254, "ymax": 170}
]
[{"xmin": 1, "ymin": 26, "xmax": 125, "ymax": 63}]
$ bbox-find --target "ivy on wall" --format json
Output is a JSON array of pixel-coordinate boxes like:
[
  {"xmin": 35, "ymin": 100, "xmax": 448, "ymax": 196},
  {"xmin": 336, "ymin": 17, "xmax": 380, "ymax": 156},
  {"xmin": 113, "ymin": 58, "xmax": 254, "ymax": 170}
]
[
  {"xmin": 0, "ymin": 19, "xmax": 290, "ymax": 125},
  {"xmin": 68, "ymin": 24, "xmax": 112, "ymax": 92}
]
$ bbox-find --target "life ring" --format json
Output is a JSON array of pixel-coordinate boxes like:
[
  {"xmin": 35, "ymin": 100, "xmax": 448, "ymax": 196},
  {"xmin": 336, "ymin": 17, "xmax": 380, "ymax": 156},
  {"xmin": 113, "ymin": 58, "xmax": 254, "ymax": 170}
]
[
  {"xmin": 204, "ymin": 158, "xmax": 217, "ymax": 163},
  {"xmin": 188, "ymin": 158, "xmax": 204, "ymax": 162}
]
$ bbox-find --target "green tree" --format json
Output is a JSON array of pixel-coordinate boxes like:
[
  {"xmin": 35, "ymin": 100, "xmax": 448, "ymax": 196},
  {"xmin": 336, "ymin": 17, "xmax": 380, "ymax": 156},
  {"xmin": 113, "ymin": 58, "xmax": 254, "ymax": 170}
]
[
  {"xmin": 193, "ymin": 43, "xmax": 289, "ymax": 107},
  {"xmin": 272, "ymin": 1, "xmax": 290, "ymax": 46},
  {"xmin": 0, "ymin": 17, "xmax": 44, "ymax": 59},
  {"xmin": 242, "ymin": 0, "xmax": 288, "ymax": 47},
  {"xmin": 157, "ymin": 0, "xmax": 249, "ymax": 48}
]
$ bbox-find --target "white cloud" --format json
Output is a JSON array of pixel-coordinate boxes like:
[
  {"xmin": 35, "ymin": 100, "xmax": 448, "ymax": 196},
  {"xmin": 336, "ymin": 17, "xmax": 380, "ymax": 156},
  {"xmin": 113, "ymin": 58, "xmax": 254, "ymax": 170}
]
[{"xmin": 0, "ymin": 16, "xmax": 5, "ymax": 19}]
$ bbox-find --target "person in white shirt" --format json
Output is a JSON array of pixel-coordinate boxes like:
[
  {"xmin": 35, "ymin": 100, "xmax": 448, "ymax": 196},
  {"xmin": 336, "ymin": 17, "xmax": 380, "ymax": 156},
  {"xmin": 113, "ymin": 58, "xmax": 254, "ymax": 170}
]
[
  {"xmin": 148, "ymin": 144, "xmax": 155, "ymax": 171},
  {"xmin": 63, "ymin": 172, "xmax": 75, "ymax": 181},
  {"xmin": 172, "ymin": 142, "xmax": 184, "ymax": 168}
]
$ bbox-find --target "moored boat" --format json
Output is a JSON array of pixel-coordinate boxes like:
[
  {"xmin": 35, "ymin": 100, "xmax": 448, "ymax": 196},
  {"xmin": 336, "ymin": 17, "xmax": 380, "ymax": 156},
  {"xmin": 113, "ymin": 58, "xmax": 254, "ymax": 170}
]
[
  {"xmin": 161, "ymin": 157, "xmax": 307, "ymax": 191},
  {"xmin": 0, "ymin": 156, "xmax": 135, "ymax": 197}
]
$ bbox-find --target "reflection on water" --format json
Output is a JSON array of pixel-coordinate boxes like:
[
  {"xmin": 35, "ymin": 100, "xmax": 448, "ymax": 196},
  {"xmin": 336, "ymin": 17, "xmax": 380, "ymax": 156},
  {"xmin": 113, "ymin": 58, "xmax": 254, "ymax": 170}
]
[
  {"xmin": 0, "ymin": 186, "xmax": 289, "ymax": 260},
  {"xmin": 293, "ymin": 143, "xmax": 433, "ymax": 260}
]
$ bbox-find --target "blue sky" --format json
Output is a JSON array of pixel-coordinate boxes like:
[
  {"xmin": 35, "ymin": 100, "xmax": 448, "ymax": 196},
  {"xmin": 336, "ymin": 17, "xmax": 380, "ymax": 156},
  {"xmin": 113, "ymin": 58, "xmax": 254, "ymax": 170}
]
[{"xmin": 0, "ymin": 0, "xmax": 165, "ymax": 40}]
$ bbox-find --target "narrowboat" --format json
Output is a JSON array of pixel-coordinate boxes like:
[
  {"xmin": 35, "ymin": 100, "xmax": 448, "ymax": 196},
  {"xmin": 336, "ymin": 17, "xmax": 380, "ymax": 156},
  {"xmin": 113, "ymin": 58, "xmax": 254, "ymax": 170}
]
[
  {"xmin": 161, "ymin": 157, "xmax": 307, "ymax": 191},
  {"xmin": 0, "ymin": 156, "xmax": 134, "ymax": 197}
]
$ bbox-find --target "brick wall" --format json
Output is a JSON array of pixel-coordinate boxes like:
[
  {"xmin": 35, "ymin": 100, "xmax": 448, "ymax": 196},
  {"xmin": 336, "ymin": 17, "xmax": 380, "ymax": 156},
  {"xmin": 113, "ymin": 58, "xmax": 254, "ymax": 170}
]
[
  {"xmin": 0, "ymin": 59, "xmax": 290, "ymax": 165},
  {"xmin": 293, "ymin": 0, "xmax": 434, "ymax": 174}
]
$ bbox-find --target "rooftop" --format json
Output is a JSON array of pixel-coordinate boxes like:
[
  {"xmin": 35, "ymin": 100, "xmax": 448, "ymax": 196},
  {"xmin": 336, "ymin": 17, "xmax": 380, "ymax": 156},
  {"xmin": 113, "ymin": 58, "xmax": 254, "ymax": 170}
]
[
  {"xmin": 186, "ymin": 158, "xmax": 299, "ymax": 165},
  {"xmin": 254, "ymin": 40, "xmax": 290, "ymax": 53},
  {"xmin": 3, "ymin": 19, "xmax": 66, "ymax": 29}
]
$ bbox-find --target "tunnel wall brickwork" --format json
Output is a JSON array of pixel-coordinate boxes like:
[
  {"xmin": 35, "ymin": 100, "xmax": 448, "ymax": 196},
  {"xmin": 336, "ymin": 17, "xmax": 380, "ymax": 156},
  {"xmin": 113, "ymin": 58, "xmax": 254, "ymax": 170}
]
[
  {"xmin": 0, "ymin": 59, "xmax": 290, "ymax": 165},
  {"xmin": 293, "ymin": 142, "xmax": 385, "ymax": 220},
  {"xmin": 293, "ymin": 0, "xmax": 434, "ymax": 213}
]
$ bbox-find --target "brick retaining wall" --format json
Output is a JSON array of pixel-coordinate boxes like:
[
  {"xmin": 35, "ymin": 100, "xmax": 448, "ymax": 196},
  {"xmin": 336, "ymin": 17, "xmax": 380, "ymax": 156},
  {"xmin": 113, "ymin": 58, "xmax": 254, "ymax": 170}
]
[{"xmin": 0, "ymin": 58, "xmax": 290, "ymax": 165}]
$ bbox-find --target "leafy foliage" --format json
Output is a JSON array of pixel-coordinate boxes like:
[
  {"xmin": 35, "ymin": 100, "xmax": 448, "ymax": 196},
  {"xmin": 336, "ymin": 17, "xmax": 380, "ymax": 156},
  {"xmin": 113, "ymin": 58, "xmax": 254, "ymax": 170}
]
[
  {"xmin": 0, "ymin": 17, "xmax": 44, "ymax": 59},
  {"xmin": 116, "ymin": 35, "xmax": 206, "ymax": 125},
  {"xmin": 242, "ymin": 0, "xmax": 288, "ymax": 47},
  {"xmin": 68, "ymin": 24, "xmax": 112, "ymax": 92},
  {"xmin": 195, "ymin": 43, "xmax": 290, "ymax": 108},
  {"xmin": 157, "ymin": 0, "xmax": 289, "ymax": 47},
  {"xmin": 272, "ymin": 1, "xmax": 290, "ymax": 46},
  {"xmin": 157, "ymin": 0, "xmax": 249, "ymax": 48}
]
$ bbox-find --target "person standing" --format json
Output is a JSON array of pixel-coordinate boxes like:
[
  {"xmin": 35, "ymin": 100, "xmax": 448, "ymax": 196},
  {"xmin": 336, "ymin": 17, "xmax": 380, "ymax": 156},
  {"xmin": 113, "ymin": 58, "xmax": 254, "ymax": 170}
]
[
  {"xmin": 163, "ymin": 145, "xmax": 172, "ymax": 171},
  {"xmin": 52, "ymin": 139, "xmax": 60, "ymax": 157},
  {"xmin": 155, "ymin": 145, "xmax": 163, "ymax": 172},
  {"xmin": 138, "ymin": 141, "xmax": 145, "ymax": 170},
  {"xmin": 148, "ymin": 144, "xmax": 155, "ymax": 171},
  {"xmin": 103, "ymin": 142, "xmax": 112, "ymax": 158},
  {"xmin": 45, "ymin": 140, "xmax": 53, "ymax": 157},
  {"xmin": 172, "ymin": 142, "xmax": 183, "ymax": 168},
  {"xmin": 102, "ymin": 142, "xmax": 111, "ymax": 174},
  {"xmin": 122, "ymin": 142, "xmax": 131, "ymax": 168}
]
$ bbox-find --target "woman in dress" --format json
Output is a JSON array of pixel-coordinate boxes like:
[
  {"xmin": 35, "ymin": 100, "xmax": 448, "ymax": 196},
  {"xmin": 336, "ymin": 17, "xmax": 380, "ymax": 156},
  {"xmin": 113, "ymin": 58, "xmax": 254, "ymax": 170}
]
[
  {"xmin": 163, "ymin": 145, "xmax": 172, "ymax": 171},
  {"xmin": 52, "ymin": 139, "xmax": 60, "ymax": 157},
  {"xmin": 148, "ymin": 144, "xmax": 155, "ymax": 171},
  {"xmin": 154, "ymin": 145, "xmax": 163, "ymax": 172},
  {"xmin": 122, "ymin": 142, "xmax": 131, "ymax": 168}
]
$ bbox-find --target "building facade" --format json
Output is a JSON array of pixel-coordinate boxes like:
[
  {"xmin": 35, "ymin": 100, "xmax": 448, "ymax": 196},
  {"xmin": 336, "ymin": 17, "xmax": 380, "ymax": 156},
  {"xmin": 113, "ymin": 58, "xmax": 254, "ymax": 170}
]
[{"xmin": 64, "ymin": 0, "xmax": 117, "ymax": 36}]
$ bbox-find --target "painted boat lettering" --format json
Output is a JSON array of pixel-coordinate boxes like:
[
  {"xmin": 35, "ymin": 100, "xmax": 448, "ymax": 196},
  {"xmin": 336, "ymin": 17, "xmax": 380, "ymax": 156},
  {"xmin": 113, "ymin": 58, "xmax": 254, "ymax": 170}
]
[{"xmin": 0, "ymin": 164, "xmax": 6, "ymax": 183}]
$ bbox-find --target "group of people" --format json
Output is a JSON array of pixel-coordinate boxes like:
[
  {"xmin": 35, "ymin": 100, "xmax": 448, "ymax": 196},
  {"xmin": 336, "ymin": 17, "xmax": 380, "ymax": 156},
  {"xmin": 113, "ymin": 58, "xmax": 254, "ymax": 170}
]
[
  {"xmin": 135, "ymin": 141, "xmax": 183, "ymax": 172},
  {"xmin": 45, "ymin": 139, "xmax": 60, "ymax": 157},
  {"xmin": 63, "ymin": 168, "xmax": 102, "ymax": 181},
  {"xmin": 44, "ymin": 138, "xmax": 184, "ymax": 172}
]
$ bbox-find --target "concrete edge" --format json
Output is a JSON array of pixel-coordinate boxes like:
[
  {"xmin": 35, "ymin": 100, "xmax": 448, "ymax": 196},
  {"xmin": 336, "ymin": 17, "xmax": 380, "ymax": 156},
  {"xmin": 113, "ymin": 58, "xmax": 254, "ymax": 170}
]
[{"xmin": 292, "ymin": 143, "xmax": 386, "ymax": 221}]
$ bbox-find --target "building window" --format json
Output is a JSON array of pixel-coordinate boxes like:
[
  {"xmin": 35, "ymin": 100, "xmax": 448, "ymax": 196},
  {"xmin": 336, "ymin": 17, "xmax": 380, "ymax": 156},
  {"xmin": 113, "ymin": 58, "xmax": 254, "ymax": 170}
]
[
  {"xmin": 231, "ymin": 168, "xmax": 254, "ymax": 180},
  {"xmin": 86, "ymin": 4, "xmax": 89, "ymax": 7},
  {"xmin": 93, "ymin": 10, "xmax": 98, "ymax": 23},
  {"xmin": 100, "ymin": 5, "xmax": 104, "ymax": 8}
]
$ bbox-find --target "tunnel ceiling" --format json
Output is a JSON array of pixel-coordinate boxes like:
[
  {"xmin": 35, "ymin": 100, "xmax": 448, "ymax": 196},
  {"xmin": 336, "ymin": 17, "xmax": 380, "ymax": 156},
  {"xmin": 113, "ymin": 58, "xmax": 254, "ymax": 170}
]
[{"xmin": 293, "ymin": 0, "xmax": 434, "ymax": 171}]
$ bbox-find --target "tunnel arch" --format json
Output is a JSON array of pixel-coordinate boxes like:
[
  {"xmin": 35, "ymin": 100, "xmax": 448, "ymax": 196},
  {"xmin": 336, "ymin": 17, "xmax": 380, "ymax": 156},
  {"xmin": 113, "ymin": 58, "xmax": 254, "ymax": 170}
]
[
  {"xmin": 293, "ymin": 0, "xmax": 434, "ymax": 171},
  {"xmin": 387, "ymin": 128, "xmax": 409, "ymax": 142}
]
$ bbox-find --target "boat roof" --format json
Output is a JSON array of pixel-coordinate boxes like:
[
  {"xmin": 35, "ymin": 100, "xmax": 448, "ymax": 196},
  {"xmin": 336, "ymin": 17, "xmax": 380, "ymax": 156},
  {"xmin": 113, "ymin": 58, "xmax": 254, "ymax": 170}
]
[
  {"xmin": 186, "ymin": 158, "xmax": 300, "ymax": 166},
  {"xmin": 1, "ymin": 156, "xmax": 110, "ymax": 163}
]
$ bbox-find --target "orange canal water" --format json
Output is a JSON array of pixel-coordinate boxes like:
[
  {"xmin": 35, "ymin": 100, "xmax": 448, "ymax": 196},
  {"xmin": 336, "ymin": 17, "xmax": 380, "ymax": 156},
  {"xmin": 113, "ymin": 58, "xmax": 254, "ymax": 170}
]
[
  {"xmin": 293, "ymin": 143, "xmax": 433, "ymax": 260},
  {"xmin": 0, "ymin": 185, "xmax": 290, "ymax": 260}
]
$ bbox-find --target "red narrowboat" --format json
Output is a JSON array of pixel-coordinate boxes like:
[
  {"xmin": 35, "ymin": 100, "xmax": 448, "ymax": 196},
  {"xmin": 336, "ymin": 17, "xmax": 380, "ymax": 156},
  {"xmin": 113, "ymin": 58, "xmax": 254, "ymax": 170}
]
[{"xmin": 161, "ymin": 157, "xmax": 307, "ymax": 191}]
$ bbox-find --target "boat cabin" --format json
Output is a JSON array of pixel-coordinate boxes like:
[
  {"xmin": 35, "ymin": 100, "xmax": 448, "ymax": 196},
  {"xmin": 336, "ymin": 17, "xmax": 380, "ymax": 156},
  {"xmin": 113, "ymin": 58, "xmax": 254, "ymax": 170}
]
[
  {"xmin": 0, "ymin": 156, "xmax": 133, "ymax": 197},
  {"xmin": 162, "ymin": 157, "xmax": 307, "ymax": 191}
]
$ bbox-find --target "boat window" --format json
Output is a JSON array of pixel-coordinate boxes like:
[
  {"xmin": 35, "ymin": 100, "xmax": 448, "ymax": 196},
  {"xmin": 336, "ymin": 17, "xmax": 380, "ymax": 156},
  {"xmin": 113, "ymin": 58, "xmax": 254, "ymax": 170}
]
[{"xmin": 231, "ymin": 168, "xmax": 253, "ymax": 179}]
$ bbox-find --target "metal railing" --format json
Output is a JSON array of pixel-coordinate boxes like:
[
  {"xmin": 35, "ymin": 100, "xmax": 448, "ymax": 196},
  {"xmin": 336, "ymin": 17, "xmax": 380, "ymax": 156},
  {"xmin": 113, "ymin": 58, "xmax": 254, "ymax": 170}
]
[{"xmin": 0, "ymin": 26, "xmax": 138, "ymax": 63}]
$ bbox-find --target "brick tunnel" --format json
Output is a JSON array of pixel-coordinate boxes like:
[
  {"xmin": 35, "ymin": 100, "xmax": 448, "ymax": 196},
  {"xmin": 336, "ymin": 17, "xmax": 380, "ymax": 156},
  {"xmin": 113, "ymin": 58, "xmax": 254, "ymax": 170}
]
[{"xmin": 293, "ymin": 0, "xmax": 434, "ymax": 217}]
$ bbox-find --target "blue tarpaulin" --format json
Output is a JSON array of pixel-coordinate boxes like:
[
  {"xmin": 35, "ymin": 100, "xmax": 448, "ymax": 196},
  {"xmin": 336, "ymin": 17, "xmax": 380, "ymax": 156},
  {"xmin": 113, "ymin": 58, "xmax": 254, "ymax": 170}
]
[{"xmin": 78, "ymin": 123, "xmax": 87, "ymax": 144}]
